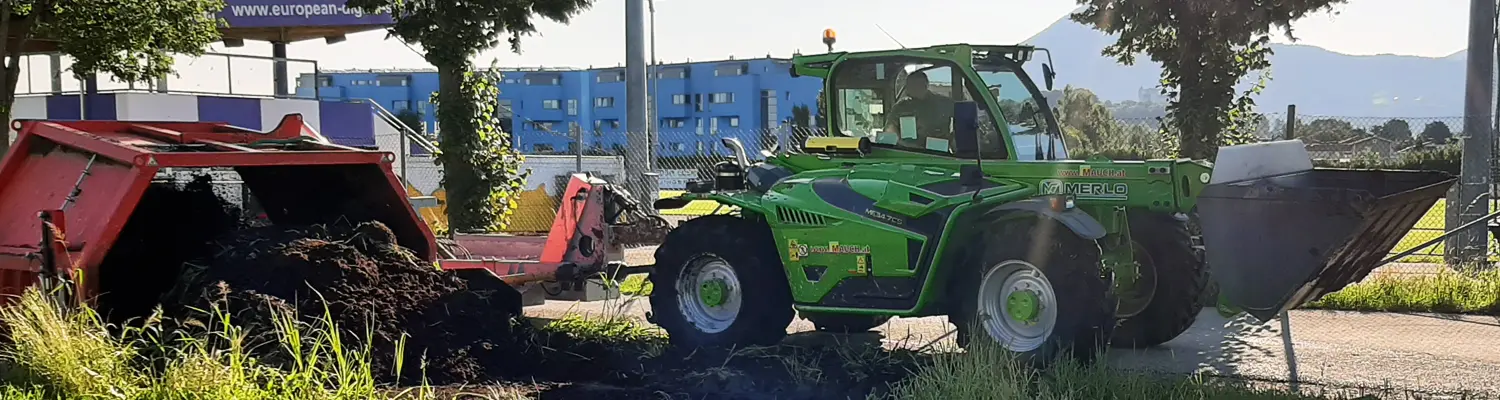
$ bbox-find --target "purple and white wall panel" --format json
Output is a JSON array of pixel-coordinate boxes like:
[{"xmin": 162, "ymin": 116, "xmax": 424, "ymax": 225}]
[{"xmin": 8, "ymin": 93, "xmax": 386, "ymax": 148}]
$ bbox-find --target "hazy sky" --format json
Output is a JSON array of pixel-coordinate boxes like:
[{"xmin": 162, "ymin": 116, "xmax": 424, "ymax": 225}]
[
  {"xmin": 19, "ymin": 0, "xmax": 1470, "ymax": 95},
  {"xmin": 222, "ymin": 0, "xmax": 1473, "ymax": 70}
]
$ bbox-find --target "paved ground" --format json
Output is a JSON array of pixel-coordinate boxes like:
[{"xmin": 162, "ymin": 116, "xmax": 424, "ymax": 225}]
[
  {"xmin": 527, "ymin": 298, "xmax": 1500, "ymax": 397},
  {"xmin": 590, "ymin": 246, "xmax": 1500, "ymax": 396}
]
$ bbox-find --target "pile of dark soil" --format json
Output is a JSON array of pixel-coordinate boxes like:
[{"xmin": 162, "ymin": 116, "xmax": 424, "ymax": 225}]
[{"xmin": 161, "ymin": 221, "xmax": 531, "ymax": 385}]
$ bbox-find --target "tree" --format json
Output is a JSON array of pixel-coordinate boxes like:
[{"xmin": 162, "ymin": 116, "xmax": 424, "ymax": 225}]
[
  {"xmin": 1299, "ymin": 118, "xmax": 1361, "ymax": 143},
  {"xmin": 1422, "ymin": 121, "xmax": 1453, "ymax": 144},
  {"xmin": 1071, "ymin": 0, "xmax": 1344, "ymax": 159},
  {"xmin": 791, "ymin": 104, "xmax": 811, "ymax": 129},
  {"xmin": 1052, "ymin": 85, "xmax": 1123, "ymax": 149},
  {"xmin": 348, "ymin": 0, "xmax": 592, "ymax": 233},
  {"xmin": 394, "ymin": 109, "xmax": 424, "ymax": 133},
  {"xmin": 1372, "ymin": 119, "xmax": 1413, "ymax": 142},
  {"xmin": 0, "ymin": 0, "xmax": 225, "ymax": 153}
]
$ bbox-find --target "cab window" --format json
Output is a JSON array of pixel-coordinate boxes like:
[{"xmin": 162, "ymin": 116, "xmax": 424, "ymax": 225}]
[{"xmin": 830, "ymin": 58, "xmax": 1006, "ymax": 159}]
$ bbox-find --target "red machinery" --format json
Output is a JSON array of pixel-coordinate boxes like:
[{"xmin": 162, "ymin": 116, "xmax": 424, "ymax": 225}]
[{"xmin": 0, "ymin": 114, "xmax": 657, "ymax": 311}]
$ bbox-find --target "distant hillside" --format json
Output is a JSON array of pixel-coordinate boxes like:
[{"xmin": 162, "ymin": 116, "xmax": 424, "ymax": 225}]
[{"xmin": 1018, "ymin": 16, "xmax": 1468, "ymax": 119}]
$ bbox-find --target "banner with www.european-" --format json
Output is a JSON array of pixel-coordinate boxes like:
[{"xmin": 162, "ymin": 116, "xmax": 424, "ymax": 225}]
[{"xmin": 218, "ymin": 0, "xmax": 394, "ymax": 28}]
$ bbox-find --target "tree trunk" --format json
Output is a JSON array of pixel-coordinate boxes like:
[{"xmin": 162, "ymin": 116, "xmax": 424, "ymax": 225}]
[{"xmin": 434, "ymin": 63, "xmax": 481, "ymax": 233}]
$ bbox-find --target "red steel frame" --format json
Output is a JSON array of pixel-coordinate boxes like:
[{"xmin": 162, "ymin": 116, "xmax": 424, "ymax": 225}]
[{"xmin": 0, "ymin": 114, "xmax": 435, "ymax": 305}]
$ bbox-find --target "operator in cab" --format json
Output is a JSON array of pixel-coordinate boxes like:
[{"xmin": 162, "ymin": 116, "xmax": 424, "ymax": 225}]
[{"xmin": 884, "ymin": 70, "xmax": 956, "ymax": 151}]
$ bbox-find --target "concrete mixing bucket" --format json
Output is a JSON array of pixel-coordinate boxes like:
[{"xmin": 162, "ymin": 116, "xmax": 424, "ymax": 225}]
[{"xmin": 1197, "ymin": 140, "xmax": 1456, "ymax": 321}]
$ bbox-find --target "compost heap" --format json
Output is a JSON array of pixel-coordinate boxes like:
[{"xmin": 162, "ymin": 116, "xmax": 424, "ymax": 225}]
[{"xmin": 164, "ymin": 219, "xmax": 532, "ymax": 385}]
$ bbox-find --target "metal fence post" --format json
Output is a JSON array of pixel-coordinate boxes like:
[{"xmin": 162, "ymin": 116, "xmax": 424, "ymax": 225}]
[{"xmin": 1284, "ymin": 104, "xmax": 1297, "ymax": 140}]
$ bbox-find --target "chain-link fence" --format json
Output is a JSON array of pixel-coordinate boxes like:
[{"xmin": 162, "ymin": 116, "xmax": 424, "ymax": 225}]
[{"xmin": 391, "ymin": 114, "xmax": 1500, "ymax": 396}]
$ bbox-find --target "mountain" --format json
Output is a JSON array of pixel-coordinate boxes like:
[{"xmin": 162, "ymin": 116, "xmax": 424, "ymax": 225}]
[{"xmin": 1018, "ymin": 16, "xmax": 1469, "ymax": 120}]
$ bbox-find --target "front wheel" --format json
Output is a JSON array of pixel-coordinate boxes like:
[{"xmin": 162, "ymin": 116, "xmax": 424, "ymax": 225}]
[
  {"xmin": 1110, "ymin": 212, "xmax": 1207, "ymax": 348},
  {"xmin": 648, "ymin": 215, "xmax": 794, "ymax": 348},
  {"xmin": 949, "ymin": 217, "xmax": 1116, "ymax": 367}
]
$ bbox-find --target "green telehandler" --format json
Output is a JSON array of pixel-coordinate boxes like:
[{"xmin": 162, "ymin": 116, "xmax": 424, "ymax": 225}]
[{"xmin": 647, "ymin": 42, "xmax": 1456, "ymax": 365}]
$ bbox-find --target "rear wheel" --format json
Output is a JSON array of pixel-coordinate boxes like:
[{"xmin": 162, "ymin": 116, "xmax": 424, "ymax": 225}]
[
  {"xmin": 803, "ymin": 313, "xmax": 892, "ymax": 333},
  {"xmin": 648, "ymin": 215, "xmax": 794, "ymax": 348},
  {"xmin": 950, "ymin": 217, "xmax": 1116, "ymax": 366},
  {"xmin": 1110, "ymin": 212, "xmax": 1207, "ymax": 348}
]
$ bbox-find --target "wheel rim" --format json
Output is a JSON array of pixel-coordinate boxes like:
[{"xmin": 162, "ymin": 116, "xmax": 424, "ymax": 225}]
[
  {"xmin": 1115, "ymin": 241, "xmax": 1159, "ymax": 318},
  {"xmin": 675, "ymin": 255, "xmax": 743, "ymax": 334},
  {"xmin": 978, "ymin": 260, "xmax": 1058, "ymax": 352}
]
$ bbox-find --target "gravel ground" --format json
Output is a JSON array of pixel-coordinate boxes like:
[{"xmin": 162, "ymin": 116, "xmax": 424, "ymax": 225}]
[{"xmin": 536, "ymin": 246, "xmax": 1500, "ymax": 397}]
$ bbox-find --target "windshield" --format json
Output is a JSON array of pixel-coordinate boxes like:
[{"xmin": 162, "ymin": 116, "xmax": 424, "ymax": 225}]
[{"xmin": 975, "ymin": 64, "xmax": 1066, "ymax": 160}]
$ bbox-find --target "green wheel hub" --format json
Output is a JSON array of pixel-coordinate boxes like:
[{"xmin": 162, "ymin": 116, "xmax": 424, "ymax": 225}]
[
  {"xmin": 699, "ymin": 279, "xmax": 729, "ymax": 307},
  {"xmin": 1006, "ymin": 290, "xmax": 1040, "ymax": 323}
]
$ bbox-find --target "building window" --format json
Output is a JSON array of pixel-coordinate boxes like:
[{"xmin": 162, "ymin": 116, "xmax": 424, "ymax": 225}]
[
  {"xmin": 671, "ymin": 94, "xmax": 687, "ymax": 105},
  {"xmin": 532, "ymin": 121, "xmax": 555, "ymax": 131},
  {"xmin": 542, "ymin": 99, "xmax": 560, "ymax": 110},
  {"xmin": 663, "ymin": 118, "xmax": 686, "ymax": 128},
  {"xmin": 710, "ymin": 117, "xmax": 719, "ymax": 134},
  {"xmin": 526, "ymin": 73, "xmax": 562, "ymax": 85},
  {"xmin": 658, "ymin": 67, "xmax": 689, "ymax": 79},
  {"xmin": 532, "ymin": 143, "xmax": 554, "ymax": 153},
  {"xmin": 392, "ymin": 100, "xmax": 410, "ymax": 110},
  {"xmin": 567, "ymin": 99, "xmax": 578, "ymax": 115},
  {"xmin": 762, "ymin": 90, "xmax": 778, "ymax": 129},
  {"xmin": 710, "ymin": 92, "xmax": 734, "ymax": 104},
  {"xmin": 727, "ymin": 117, "xmax": 740, "ymax": 128},
  {"xmin": 376, "ymin": 75, "xmax": 409, "ymax": 86},
  {"xmin": 595, "ymin": 119, "xmax": 621, "ymax": 130},
  {"xmin": 670, "ymin": 142, "xmax": 686, "ymax": 151},
  {"xmin": 714, "ymin": 63, "xmax": 749, "ymax": 77},
  {"xmin": 597, "ymin": 70, "xmax": 624, "ymax": 83},
  {"xmin": 594, "ymin": 97, "xmax": 616, "ymax": 108},
  {"xmin": 317, "ymin": 76, "xmax": 333, "ymax": 87},
  {"xmin": 496, "ymin": 100, "xmax": 513, "ymax": 117},
  {"xmin": 695, "ymin": 94, "xmax": 705, "ymax": 111}
]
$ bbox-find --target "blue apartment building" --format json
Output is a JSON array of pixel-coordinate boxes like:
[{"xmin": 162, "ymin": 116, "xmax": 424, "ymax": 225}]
[{"xmin": 295, "ymin": 58, "xmax": 823, "ymax": 157}]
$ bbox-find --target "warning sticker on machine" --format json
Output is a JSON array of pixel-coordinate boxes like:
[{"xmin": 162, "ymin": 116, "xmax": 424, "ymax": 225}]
[{"xmin": 1039, "ymin": 179, "xmax": 1128, "ymax": 200}]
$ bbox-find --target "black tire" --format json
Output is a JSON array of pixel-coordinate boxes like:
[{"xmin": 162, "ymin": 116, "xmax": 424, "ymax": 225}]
[
  {"xmin": 1110, "ymin": 212, "xmax": 1207, "ymax": 348},
  {"xmin": 648, "ymin": 215, "xmax": 794, "ymax": 348},
  {"xmin": 803, "ymin": 313, "xmax": 893, "ymax": 333},
  {"xmin": 949, "ymin": 216, "xmax": 1117, "ymax": 366}
]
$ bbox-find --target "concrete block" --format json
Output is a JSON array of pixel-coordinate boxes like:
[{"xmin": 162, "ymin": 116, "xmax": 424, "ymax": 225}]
[{"xmin": 544, "ymin": 278, "xmax": 621, "ymax": 301}]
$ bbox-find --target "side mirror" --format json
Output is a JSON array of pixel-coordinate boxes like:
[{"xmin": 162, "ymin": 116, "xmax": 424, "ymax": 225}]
[
  {"xmin": 952, "ymin": 101, "xmax": 980, "ymax": 157},
  {"xmin": 1042, "ymin": 64, "xmax": 1056, "ymax": 91}
]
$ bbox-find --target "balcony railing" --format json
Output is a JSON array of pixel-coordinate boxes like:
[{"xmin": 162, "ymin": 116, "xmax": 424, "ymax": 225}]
[{"xmin": 13, "ymin": 51, "xmax": 322, "ymax": 100}]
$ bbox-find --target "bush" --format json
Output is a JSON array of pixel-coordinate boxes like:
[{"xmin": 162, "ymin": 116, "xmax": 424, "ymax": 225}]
[{"xmin": 1313, "ymin": 144, "xmax": 1462, "ymax": 175}]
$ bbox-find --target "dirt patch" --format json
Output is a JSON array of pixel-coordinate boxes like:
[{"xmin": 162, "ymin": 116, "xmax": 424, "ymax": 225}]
[
  {"xmin": 522, "ymin": 329, "xmax": 929, "ymax": 400},
  {"xmin": 161, "ymin": 221, "xmax": 530, "ymax": 385}
]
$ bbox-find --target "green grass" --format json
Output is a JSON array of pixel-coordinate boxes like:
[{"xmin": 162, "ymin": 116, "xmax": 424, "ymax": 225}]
[
  {"xmin": 618, "ymin": 275, "xmax": 652, "ymax": 296},
  {"xmin": 0, "ymin": 286, "xmax": 435, "ymax": 400},
  {"xmin": 1304, "ymin": 269, "xmax": 1500, "ymax": 313}
]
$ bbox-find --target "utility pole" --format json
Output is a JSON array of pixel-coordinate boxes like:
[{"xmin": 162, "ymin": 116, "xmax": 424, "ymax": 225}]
[
  {"xmin": 1451, "ymin": 0, "xmax": 1496, "ymax": 265},
  {"xmin": 625, "ymin": 0, "xmax": 657, "ymax": 205},
  {"xmin": 648, "ymin": 0, "xmax": 659, "ymax": 171}
]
